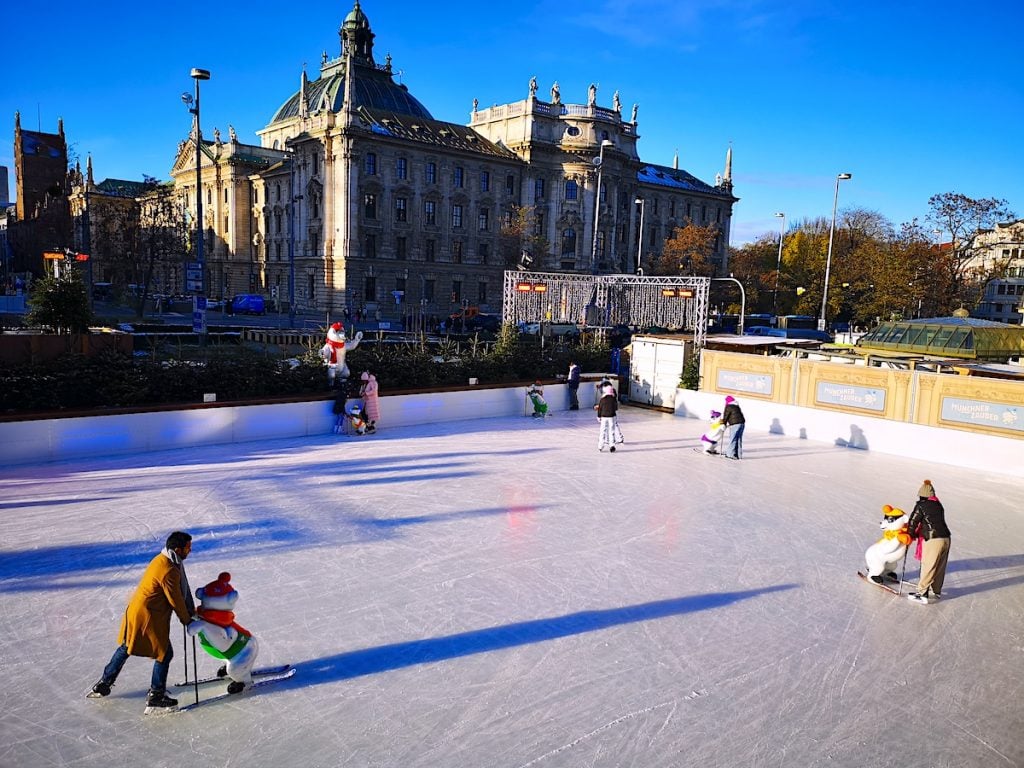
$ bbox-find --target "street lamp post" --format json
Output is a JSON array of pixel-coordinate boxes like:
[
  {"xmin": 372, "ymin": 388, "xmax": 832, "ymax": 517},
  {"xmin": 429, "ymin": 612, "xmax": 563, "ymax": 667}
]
[
  {"xmin": 713, "ymin": 276, "xmax": 746, "ymax": 335},
  {"xmin": 590, "ymin": 139, "xmax": 614, "ymax": 274},
  {"xmin": 820, "ymin": 172, "xmax": 852, "ymax": 331},
  {"xmin": 772, "ymin": 212, "xmax": 785, "ymax": 315},
  {"xmin": 187, "ymin": 68, "xmax": 210, "ymax": 299},
  {"xmin": 634, "ymin": 197, "xmax": 645, "ymax": 274}
]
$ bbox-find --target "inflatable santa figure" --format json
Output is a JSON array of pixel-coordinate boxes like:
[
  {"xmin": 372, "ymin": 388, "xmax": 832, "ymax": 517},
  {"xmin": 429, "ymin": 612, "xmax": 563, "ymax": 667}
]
[
  {"xmin": 187, "ymin": 572, "xmax": 259, "ymax": 694},
  {"xmin": 864, "ymin": 505, "xmax": 912, "ymax": 585},
  {"xmin": 320, "ymin": 323, "xmax": 363, "ymax": 388}
]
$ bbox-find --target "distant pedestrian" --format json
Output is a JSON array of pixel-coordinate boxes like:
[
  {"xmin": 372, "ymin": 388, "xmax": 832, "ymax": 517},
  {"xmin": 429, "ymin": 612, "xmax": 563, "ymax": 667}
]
[
  {"xmin": 87, "ymin": 532, "xmax": 196, "ymax": 714},
  {"xmin": 596, "ymin": 384, "xmax": 619, "ymax": 452},
  {"xmin": 906, "ymin": 480, "xmax": 951, "ymax": 604},
  {"xmin": 567, "ymin": 360, "xmax": 581, "ymax": 410},
  {"xmin": 722, "ymin": 395, "xmax": 745, "ymax": 459}
]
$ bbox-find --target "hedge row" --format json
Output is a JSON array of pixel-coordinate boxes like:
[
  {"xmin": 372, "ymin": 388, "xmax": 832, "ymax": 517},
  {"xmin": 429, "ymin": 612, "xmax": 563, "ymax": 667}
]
[{"xmin": 0, "ymin": 342, "xmax": 611, "ymax": 414}]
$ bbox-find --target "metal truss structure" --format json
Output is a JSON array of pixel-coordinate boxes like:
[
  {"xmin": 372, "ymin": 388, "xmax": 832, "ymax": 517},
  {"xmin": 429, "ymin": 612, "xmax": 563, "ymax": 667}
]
[{"xmin": 502, "ymin": 271, "xmax": 710, "ymax": 348}]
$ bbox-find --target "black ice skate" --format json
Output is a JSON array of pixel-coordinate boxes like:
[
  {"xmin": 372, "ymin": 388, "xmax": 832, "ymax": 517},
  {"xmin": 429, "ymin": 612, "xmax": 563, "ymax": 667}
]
[
  {"xmin": 227, "ymin": 680, "xmax": 246, "ymax": 694},
  {"xmin": 87, "ymin": 681, "xmax": 111, "ymax": 698},
  {"xmin": 144, "ymin": 690, "xmax": 179, "ymax": 714}
]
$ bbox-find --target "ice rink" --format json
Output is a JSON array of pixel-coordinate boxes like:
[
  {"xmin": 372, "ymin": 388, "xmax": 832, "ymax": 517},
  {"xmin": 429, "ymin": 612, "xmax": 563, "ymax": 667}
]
[{"xmin": 2, "ymin": 406, "xmax": 1023, "ymax": 768}]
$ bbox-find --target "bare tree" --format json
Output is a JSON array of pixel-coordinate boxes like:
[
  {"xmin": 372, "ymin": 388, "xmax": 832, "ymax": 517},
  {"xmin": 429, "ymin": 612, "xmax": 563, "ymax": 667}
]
[{"xmin": 926, "ymin": 193, "xmax": 1016, "ymax": 310}]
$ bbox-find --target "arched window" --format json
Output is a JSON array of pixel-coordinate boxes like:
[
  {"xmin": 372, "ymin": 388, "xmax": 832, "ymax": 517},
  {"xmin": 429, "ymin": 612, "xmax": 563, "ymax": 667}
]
[
  {"xmin": 561, "ymin": 228, "xmax": 576, "ymax": 256},
  {"xmin": 564, "ymin": 179, "xmax": 578, "ymax": 201}
]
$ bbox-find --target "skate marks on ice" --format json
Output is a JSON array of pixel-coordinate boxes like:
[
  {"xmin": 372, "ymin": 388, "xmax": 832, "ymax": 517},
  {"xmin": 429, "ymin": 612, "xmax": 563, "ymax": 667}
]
[{"xmin": 290, "ymin": 585, "xmax": 797, "ymax": 687}]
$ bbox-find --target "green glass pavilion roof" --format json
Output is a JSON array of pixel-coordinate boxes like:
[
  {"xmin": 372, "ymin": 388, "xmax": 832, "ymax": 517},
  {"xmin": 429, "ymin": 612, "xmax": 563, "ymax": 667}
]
[{"xmin": 856, "ymin": 317, "xmax": 1024, "ymax": 360}]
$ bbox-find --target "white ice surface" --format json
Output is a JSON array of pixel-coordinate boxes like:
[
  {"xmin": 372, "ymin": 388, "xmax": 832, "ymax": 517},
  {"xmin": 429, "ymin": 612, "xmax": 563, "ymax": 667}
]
[{"xmin": 1, "ymin": 408, "xmax": 1023, "ymax": 768}]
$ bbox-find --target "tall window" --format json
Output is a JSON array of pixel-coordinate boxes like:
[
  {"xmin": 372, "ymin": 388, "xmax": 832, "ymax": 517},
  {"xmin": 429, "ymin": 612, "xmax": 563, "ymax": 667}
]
[
  {"xmin": 454, "ymin": 167, "xmax": 464, "ymax": 188},
  {"xmin": 396, "ymin": 236, "xmax": 407, "ymax": 260},
  {"xmin": 452, "ymin": 204, "xmax": 463, "ymax": 228},
  {"xmin": 365, "ymin": 234, "xmax": 376, "ymax": 258},
  {"xmin": 562, "ymin": 228, "xmax": 576, "ymax": 256},
  {"xmin": 452, "ymin": 280, "xmax": 462, "ymax": 302},
  {"xmin": 395, "ymin": 197, "xmax": 407, "ymax": 222},
  {"xmin": 564, "ymin": 179, "xmax": 578, "ymax": 200},
  {"xmin": 478, "ymin": 281, "xmax": 487, "ymax": 304},
  {"xmin": 479, "ymin": 242, "xmax": 489, "ymax": 264},
  {"xmin": 396, "ymin": 157, "xmax": 408, "ymax": 180},
  {"xmin": 505, "ymin": 174, "xmax": 515, "ymax": 196},
  {"xmin": 535, "ymin": 211, "xmax": 545, "ymax": 234},
  {"xmin": 396, "ymin": 276, "xmax": 406, "ymax": 294},
  {"xmin": 364, "ymin": 193, "xmax": 377, "ymax": 219},
  {"xmin": 364, "ymin": 276, "xmax": 376, "ymax": 301},
  {"xmin": 534, "ymin": 178, "xmax": 545, "ymax": 200},
  {"xmin": 597, "ymin": 231, "xmax": 606, "ymax": 257},
  {"xmin": 424, "ymin": 200, "xmax": 436, "ymax": 225},
  {"xmin": 478, "ymin": 207, "xmax": 489, "ymax": 231},
  {"xmin": 425, "ymin": 239, "xmax": 436, "ymax": 262},
  {"xmin": 424, "ymin": 278, "xmax": 435, "ymax": 301},
  {"xmin": 426, "ymin": 162, "xmax": 436, "ymax": 184},
  {"xmin": 480, "ymin": 170, "xmax": 490, "ymax": 192},
  {"xmin": 365, "ymin": 153, "xmax": 377, "ymax": 175},
  {"xmin": 452, "ymin": 240, "xmax": 463, "ymax": 263}
]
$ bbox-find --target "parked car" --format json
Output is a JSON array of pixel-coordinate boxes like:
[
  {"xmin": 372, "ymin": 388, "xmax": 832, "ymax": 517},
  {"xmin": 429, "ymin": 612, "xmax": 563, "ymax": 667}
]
[
  {"xmin": 464, "ymin": 313, "xmax": 500, "ymax": 332},
  {"xmin": 519, "ymin": 321, "xmax": 580, "ymax": 338},
  {"xmin": 230, "ymin": 294, "xmax": 266, "ymax": 315}
]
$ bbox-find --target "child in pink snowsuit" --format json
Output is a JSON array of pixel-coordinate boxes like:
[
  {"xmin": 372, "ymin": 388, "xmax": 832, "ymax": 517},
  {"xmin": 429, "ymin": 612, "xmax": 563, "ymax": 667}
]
[{"xmin": 360, "ymin": 371, "xmax": 380, "ymax": 433}]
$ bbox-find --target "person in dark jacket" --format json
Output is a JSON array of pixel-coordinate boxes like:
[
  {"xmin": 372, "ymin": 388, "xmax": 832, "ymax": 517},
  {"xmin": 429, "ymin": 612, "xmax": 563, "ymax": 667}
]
[
  {"xmin": 721, "ymin": 395, "xmax": 746, "ymax": 459},
  {"xmin": 567, "ymin": 361, "xmax": 581, "ymax": 410},
  {"xmin": 595, "ymin": 384, "xmax": 619, "ymax": 452},
  {"xmin": 905, "ymin": 480, "xmax": 951, "ymax": 604}
]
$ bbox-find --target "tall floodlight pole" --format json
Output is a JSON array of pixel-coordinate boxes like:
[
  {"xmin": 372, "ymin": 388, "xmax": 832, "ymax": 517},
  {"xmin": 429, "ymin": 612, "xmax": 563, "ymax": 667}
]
[
  {"xmin": 772, "ymin": 212, "xmax": 785, "ymax": 315},
  {"xmin": 189, "ymin": 68, "xmax": 210, "ymax": 299},
  {"xmin": 820, "ymin": 172, "xmax": 852, "ymax": 331},
  {"xmin": 634, "ymin": 197, "xmax": 645, "ymax": 274},
  {"xmin": 590, "ymin": 139, "xmax": 614, "ymax": 274}
]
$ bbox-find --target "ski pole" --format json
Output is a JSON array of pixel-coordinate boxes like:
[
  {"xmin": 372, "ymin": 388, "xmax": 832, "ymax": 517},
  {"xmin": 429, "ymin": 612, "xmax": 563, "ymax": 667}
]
[
  {"xmin": 897, "ymin": 547, "xmax": 910, "ymax": 597},
  {"xmin": 192, "ymin": 635, "xmax": 199, "ymax": 705},
  {"xmin": 182, "ymin": 624, "xmax": 188, "ymax": 683}
]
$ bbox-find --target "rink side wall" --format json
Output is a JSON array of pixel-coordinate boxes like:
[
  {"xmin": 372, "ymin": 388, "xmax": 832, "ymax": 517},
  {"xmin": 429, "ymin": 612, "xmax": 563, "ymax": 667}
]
[
  {"xmin": 678, "ymin": 349, "xmax": 1024, "ymax": 477},
  {"xmin": 673, "ymin": 388, "xmax": 1021, "ymax": 477},
  {"xmin": 0, "ymin": 375, "xmax": 609, "ymax": 467}
]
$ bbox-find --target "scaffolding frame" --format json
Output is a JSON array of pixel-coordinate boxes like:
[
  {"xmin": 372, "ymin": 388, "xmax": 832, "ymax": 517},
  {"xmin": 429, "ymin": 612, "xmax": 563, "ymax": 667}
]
[{"xmin": 502, "ymin": 271, "xmax": 710, "ymax": 348}]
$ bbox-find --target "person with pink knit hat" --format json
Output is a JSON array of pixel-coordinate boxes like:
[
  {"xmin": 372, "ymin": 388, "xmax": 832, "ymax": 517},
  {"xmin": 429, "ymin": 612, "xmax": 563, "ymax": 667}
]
[{"xmin": 721, "ymin": 395, "xmax": 746, "ymax": 459}]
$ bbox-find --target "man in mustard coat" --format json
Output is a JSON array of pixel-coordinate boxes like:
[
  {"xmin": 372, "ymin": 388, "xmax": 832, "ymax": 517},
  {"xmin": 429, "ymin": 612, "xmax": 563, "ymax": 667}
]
[{"xmin": 88, "ymin": 531, "xmax": 195, "ymax": 712}]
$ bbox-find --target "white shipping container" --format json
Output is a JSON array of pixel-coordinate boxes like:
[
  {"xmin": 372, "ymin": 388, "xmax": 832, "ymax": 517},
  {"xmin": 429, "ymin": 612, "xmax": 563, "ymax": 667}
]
[{"xmin": 628, "ymin": 335, "xmax": 692, "ymax": 408}]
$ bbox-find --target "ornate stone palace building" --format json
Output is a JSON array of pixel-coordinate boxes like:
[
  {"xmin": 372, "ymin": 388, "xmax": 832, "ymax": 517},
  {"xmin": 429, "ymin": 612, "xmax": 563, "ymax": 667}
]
[{"xmin": 158, "ymin": 1, "xmax": 738, "ymax": 319}]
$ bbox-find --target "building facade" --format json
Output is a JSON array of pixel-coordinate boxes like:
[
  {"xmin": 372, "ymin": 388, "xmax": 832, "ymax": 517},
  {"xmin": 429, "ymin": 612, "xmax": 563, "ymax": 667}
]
[
  {"xmin": 163, "ymin": 1, "xmax": 737, "ymax": 323},
  {"xmin": 969, "ymin": 219, "xmax": 1024, "ymax": 325}
]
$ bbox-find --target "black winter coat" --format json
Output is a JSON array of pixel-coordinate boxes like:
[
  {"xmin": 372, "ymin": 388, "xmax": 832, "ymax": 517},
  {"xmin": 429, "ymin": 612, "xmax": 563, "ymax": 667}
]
[
  {"xmin": 722, "ymin": 403, "xmax": 745, "ymax": 426},
  {"xmin": 596, "ymin": 394, "xmax": 618, "ymax": 417},
  {"xmin": 906, "ymin": 498, "xmax": 951, "ymax": 540}
]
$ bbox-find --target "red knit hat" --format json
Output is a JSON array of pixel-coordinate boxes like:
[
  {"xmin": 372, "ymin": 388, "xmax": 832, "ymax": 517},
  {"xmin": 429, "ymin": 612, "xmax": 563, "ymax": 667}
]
[
  {"xmin": 331, "ymin": 322, "xmax": 342, "ymax": 331},
  {"xmin": 201, "ymin": 572, "xmax": 234, "ymax": 598}
]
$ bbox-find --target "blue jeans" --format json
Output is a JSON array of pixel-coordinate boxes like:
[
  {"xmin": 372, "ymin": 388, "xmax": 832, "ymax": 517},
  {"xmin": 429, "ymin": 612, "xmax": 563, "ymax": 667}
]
[
  {"xmin": 725, "ymin": 423, "xmax": 745, "ymax": 459},
  {"xmin": 102, "ymin": 642, "xmax": 173, "ymax": 694}
]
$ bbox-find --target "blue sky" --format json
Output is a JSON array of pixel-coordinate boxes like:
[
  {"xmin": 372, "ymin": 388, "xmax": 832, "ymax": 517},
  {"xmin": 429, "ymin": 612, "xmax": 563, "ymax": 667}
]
[{"xmin": 4, "ymin": 0, "xmax": 1022, "ymax": 245}]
